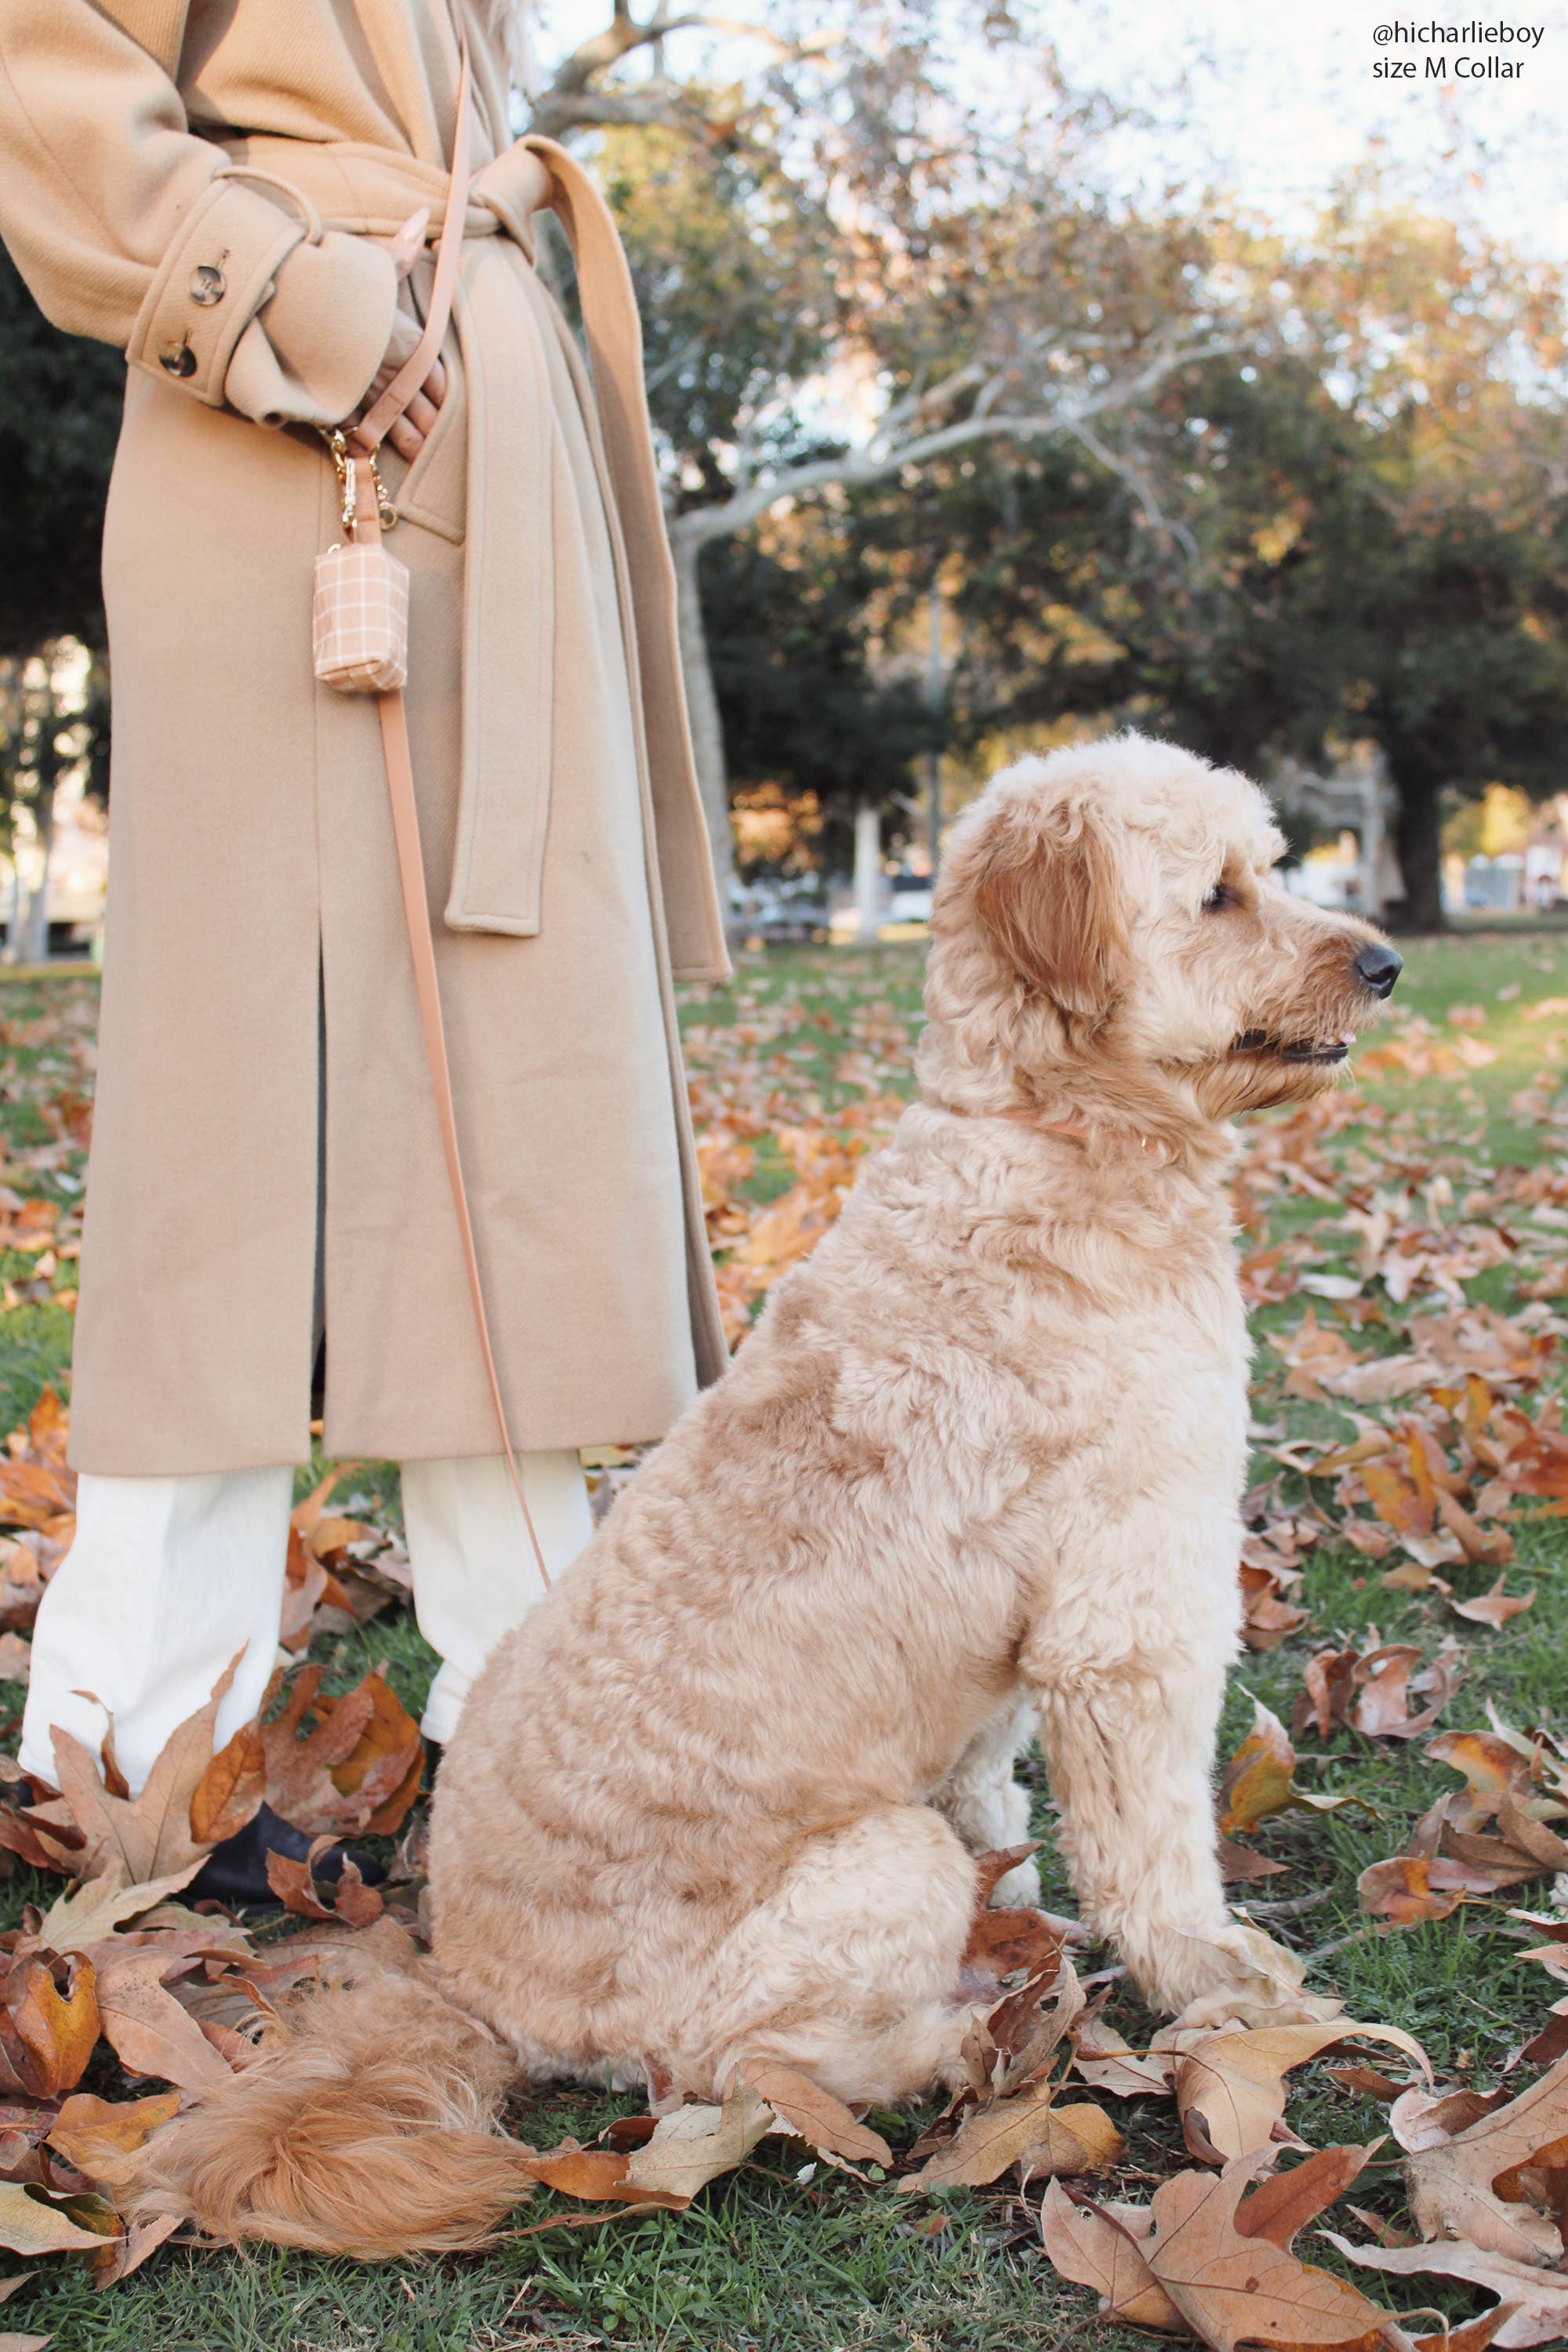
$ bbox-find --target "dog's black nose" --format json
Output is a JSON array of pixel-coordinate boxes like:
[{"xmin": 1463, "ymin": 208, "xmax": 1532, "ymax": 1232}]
[{"xmin": 1353, "ymin": 942, "xmax": 1403, "ymax": 1000}]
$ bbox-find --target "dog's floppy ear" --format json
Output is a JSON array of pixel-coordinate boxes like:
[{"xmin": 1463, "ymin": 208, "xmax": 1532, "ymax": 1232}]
[{"xmin": 973, "ymin": 804, "xmax": 1129, "ymax": 1020}]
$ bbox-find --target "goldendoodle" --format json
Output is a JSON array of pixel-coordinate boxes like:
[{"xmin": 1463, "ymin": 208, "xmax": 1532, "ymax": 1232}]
[{"xmin": 133, "ymin": 732, "xmax": 1402, "ymax": 2253}]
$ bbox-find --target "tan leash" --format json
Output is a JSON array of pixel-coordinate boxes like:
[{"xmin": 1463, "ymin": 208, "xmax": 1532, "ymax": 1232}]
[{"xmin": 336, "ymin": 38, "xmax": 552, "ymax": 1589}]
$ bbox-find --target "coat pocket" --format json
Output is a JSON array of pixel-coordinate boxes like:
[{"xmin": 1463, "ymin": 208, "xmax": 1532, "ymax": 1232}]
[{"xmin": 381, "ymin": 318, "xmax": 467, "ymax": 546}]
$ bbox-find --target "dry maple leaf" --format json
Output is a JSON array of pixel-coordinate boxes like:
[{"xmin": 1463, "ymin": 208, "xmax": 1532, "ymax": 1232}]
[
  {"xmin": 45, "ymin": 2092, "xmax": 179, "ymax": 2191},
  {"xmin": 307, "ymin": 1668, "xmax": 423, "ymax": 1838},
  {"xmin": 43, "ymin": 1656, "xmax": 247, "ymax": 1887},
  {"xmin": 622, "ymin": 2079, "xmax": 771, "ymax": 2203},
  {"xmin": 1323, "ymin": 2231, "xmax": 1556, "ymax": 2348},
  {"xmin": 1294, "ymin": 1632, "xmax": 1462, "ymax": 1746},
  {"xmin": 1240, "ymin": 1559, "xmax": 1311, "ymax": 1651},
  {"xmin": 733, "ymin": 2060, "xmax": 891, "ymax": 2170},
  {"xmin": 1396, "ymin": 2049, "xmax": 1568, "ymax": 2266},
  {"xmin": 1360, "ymin": 1730, "xmax": 1568, "ymax": 1923},
  {"xmin": 899, "ymin": 2088, "xmax": 1120, "ymax": 2192},
  {"xmin": 279, "ymin": 1467, "xmax": 405, "ymax": 1653},
  {"xmin": 1072, "ymin": 2017, "xmax": 1177, "ymax": 2100},
  {"xmin": 27, "ymin": 1869, "xmax": 204, "ymax": 1958},
  {"xmin": 515, "ymin": 2140, "xmax": 679, "ymax": 2209},
  {"xmin": 514, "ymin": 2080, "xmax": 776, "ymax": 2213},
  {"xmin": 1149, "ymin": 2155, "xmax": 1412, "ymax": 2350},
  {"xmin": 0, "ymin": 1955, "xmax": 97, "ymax": 2102},
  {"xmin": 263, "ymin": 1842, "xmax": 383, "ymax": 1931},
  {"xmin": 1433, "ymin": 1575, "xmax": 1537, "ymax": 1631},
  {"xmin": 0, "ymin": 1795, "xmax": 81, "ymax": 1880},
  {"xmin": 1357, "ymin": 1853, "xmax": 1494, "ymax": 1926},
  {"xmin": 0, "ymin": 2181, "xmax": 107, "ymax": 2258},
  {"xmin": 85, "ymin": 2209, "xmax": 180, "ymax": 2289},
  {"xmin": 187, "ymin": 1718, "xmax": 266, "ymax": 1849},
  {"xmin": 1218, "ymin": 1703, "xmax": 1359, "ymax": 1845},
  {"xmin": 1044, "ymin": 2148, "xmax": 1416, "ymax": 2351},
  {"xmin": 1426, "ymin": 1734, "xmax": 1543, "ymax": 1835},
  {"xmin": 1040, "ymin": 2184, "xmax": 1186, "ymax": 2331},
  {"xmin": 257, "ymin": 1664, "xmax": 423, "ymax": 1839},
  {"xmin": 0, "ymin": 1394, "xmax": 74, "ymax": 1549},
  {"xmin": 1152, "ymin": 2020, "xmax": 1430, "ymax": 2166},
  {"xmin": 89, "ymin": 1947, "xmax": 233, "ymax": 2097}
]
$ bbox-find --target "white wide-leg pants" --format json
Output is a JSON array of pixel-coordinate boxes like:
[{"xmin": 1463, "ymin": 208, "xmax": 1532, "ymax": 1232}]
[{"xmin": 16, "ymin": 1451, "xmax": 592, "ymax": 1794}]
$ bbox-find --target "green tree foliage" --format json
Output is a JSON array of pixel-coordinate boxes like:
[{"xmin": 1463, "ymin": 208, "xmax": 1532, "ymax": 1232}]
[
  {"xmin": 706, "ymin": 526, "xmax": 931, "ymax": 871},
  {"xmin": 862, "ymin": 201, "xmax": 1568, "ymax": 930},
  {"xmin": 0, "ymin": 249, "xmax": 122, "ymax": 659}
]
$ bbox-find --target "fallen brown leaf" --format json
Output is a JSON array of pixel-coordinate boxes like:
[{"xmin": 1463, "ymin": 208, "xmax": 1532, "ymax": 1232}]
[
  {"xmin": 1153, "ymin": 2019, "xmax": 1429, "ymax": 2165},
  {"xmin": 1434, "ymin": 1575, "xmax": 1537, "ymax": 1631},
  {"xmin": 900, "ymin": 2086, "xmax": 1120, "ymax": 2193},
  {"xmin": 1294, "ymin": 1631, "xmax": 1463, "ymax": 1744},
  {"xmin": 1044, "ymin": 2150, "xmax": 1410, "ymax": 2352},
  {"xmin": 31, "ymin": 1870, "xmax": 209, "ymax": 1958},
  {"xmin": 85, "ymin": 2209, "xmax": 179, "ymax": 2289},
  {"xmin": 1357, "ymin": 1853, "xmax": 1490, "ymax": 1925},
  {"xmin": 258, "ymin": 1664, "xmax": 421, "ymax": 1838},
  {"xmin": 1039, "ymin": 2183, "xmax": 1183, "ymax": 2332},
  {"xmin": 92, "ymin": 1950, "xmax": 233, "ymax": 2096},
  {"xmin": 621, "ymin": 2080, "xmax": 771, "ymax": 2204},
  {"xmin": 0, "ymin": 2183, "xmax": 105, "ymax": 2256},
  {"xmin": 734, "ymin": 2060, "xmax": 891, "ymax": 2169},
  {"xmin": 1218, "ymin": 1702, "xmax": 1357, "ymax": 1839},
  {"xmin": 1324, "ymin": 2230, "xmax": 1560, "ymax": 2348},
  {"xmin": 264, "ymin": 1844, "xmax": 383, "ymax": 1931},
  {"xmin": 2, "ymin": 1956, "xmax": 97, "ymax": 2100},
  {"xmin": 188, "ymin": 1720, "xmax": 266, "ymax": 1849},
  {"xmin": 1399, "ymin": 2049, "xmax": 1568, "ymax": 2264},
  {"xmin": 45, "ymin": 2092, "xmax": 180, "ymax": 2189},
  {"xmin": 1071, "ymin": 2019, "xmax": 1175, "ymax": 2100},
  {"xmin": 45, "ymin": 1656, "xmax": 245, "ymax": 1885}
]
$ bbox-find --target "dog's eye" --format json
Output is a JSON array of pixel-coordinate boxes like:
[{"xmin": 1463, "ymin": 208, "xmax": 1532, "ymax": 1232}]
[{"xmin": 1202, "ymin": 881, "xmax": 1233, "ymax": 913}]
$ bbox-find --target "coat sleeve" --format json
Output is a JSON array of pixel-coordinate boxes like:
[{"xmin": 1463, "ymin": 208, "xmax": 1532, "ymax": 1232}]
[{"xmin": 0, "ymin": 0, "xmax": 397, "ymax": 426}]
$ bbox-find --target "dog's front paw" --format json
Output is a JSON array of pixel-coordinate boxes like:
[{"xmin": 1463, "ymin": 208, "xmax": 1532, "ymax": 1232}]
[
  {"xmin": 989, "ymin": 1855, "xmax": 1042, "ymax": 1908},
  {"xmin": 1166, "ymin": 1923, "xmax": 1341, "ymax": 2029},
  {"xmin": 1121, "ymin": 1920, "xmax": 1340, "ymax": 2024}
]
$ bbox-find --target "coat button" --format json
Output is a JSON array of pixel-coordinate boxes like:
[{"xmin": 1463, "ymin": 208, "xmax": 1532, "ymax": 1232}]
[
  {"xmin": 189, "ymin": 263, "xmax": 226, "ymax": 306},
  {"xmin": 159, "ymin": 341, "xmax": 198, "ymax": 378}
]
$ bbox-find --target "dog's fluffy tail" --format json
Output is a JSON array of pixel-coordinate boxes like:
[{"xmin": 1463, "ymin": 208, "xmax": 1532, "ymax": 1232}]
[{"xmin": 126, "ymin": 1964, "xmax": 532, "ymax": 2256}]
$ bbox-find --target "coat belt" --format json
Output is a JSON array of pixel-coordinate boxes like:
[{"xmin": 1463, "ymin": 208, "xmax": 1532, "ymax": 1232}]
[{"xmin": 212, "ymin": 131, "xmax": 676, "ymax": 939}]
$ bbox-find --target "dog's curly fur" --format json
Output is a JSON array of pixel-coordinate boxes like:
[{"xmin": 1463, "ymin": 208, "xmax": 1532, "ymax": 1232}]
[{"xmin": 131, "ymin": 734, "xmax": 1398, "ymax": 2252}]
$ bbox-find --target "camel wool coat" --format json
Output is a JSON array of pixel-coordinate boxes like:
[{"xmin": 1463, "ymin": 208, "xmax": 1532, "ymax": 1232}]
[{"xmin": 0, "ymin": 0, "xmax": 732, "ymax": 1475}]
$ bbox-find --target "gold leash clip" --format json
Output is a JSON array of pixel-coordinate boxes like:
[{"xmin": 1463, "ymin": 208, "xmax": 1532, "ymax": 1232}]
[{"xmin": 319, "ymin": 427, "xmax": 397, "ymax": 538}]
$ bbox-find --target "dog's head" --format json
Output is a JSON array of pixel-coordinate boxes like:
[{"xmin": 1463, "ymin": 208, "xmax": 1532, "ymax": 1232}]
[{"xmin": 926, "ymin": 735, "xmax": 1400, "ymax": 1127}]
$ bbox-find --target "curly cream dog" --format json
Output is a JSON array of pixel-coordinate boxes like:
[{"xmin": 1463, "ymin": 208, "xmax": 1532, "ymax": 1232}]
[{"xmin": 133, "ymin": 734, "xmax": 1400, "ymax": 2253}]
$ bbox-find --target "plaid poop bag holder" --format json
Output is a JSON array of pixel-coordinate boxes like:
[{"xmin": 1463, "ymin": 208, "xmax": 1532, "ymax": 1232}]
[{"xmin": 311, "ymin": 437, "xmax": 408, "ymax": 691}]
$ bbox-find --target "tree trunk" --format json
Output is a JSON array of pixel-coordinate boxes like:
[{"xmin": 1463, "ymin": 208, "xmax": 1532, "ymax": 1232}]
[
  {"xmin": 853, "ymin": 800, "xmax": 882, "ymax": 940},
  {"xmin": 9, "ymin": 783, "xmax": 56, "ymax": 967},
  {"xmin": 1390, "ymin": 774, "xmax": 1446, "ymax": 935},
  {"xmin": 670, "ymin": 528, "xmax": 735, "ymax": 922}
]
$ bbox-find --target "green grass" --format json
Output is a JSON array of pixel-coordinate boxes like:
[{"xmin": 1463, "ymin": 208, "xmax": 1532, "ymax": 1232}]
[{"xmin": 0, "ymin": 931, "xmax": 1566, "ymax": 2348}]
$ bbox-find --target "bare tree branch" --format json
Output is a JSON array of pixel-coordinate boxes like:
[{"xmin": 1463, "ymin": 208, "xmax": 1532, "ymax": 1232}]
[
  {"xmin": 668, "ymin": 332, "xmax": 1240, "ymax": 548},
  {"xmin": 529, "ymin": 6, "xmax": 837, "ymax": 142},
  {"xmin": 1062, "ymin": 417, "xmax": 1200, "ymax": 561}
]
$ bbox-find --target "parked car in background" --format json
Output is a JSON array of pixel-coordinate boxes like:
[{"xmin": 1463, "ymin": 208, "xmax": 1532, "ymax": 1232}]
[
  {"xmin": 731, "ymin": 877, "xmax": 831, "ymax": 946},
  {"xmin": 887, "ymin": 869, "xmax": 935, "ymax": 924}
]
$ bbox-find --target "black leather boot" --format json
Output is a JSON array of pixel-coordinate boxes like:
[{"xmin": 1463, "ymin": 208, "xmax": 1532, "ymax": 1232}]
[{"xmin": 189, "ymin": 1801, "xmax": 387, "ymax": 1910}]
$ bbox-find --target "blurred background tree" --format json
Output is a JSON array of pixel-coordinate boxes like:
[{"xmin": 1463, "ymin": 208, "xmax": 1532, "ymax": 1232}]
[{"xmin": 3, "ymin": 0, "xmax": 1566, "ymax": 939}]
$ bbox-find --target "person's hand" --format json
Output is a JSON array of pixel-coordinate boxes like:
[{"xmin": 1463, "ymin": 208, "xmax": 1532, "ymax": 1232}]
[{"xmin": 344, "ymin": 210, "xmax": 447, "ymax": 463}]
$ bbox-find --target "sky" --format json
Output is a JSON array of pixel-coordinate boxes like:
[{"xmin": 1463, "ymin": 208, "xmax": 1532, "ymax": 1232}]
[{"xmin": 531, "ymin": 0, "xmax": 1568, "ymax": 264}]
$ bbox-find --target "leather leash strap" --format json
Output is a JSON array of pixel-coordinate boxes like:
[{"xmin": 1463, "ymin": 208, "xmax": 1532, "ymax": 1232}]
[{"xmin": 347, "ymin": 38, "xmax": 552, "ymax": 1588}]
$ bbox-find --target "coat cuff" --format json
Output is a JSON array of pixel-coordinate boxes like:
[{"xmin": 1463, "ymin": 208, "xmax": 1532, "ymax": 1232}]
[{"xmin": 125, "ymin": 169, "xmax": 398, "ymax": 427}]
